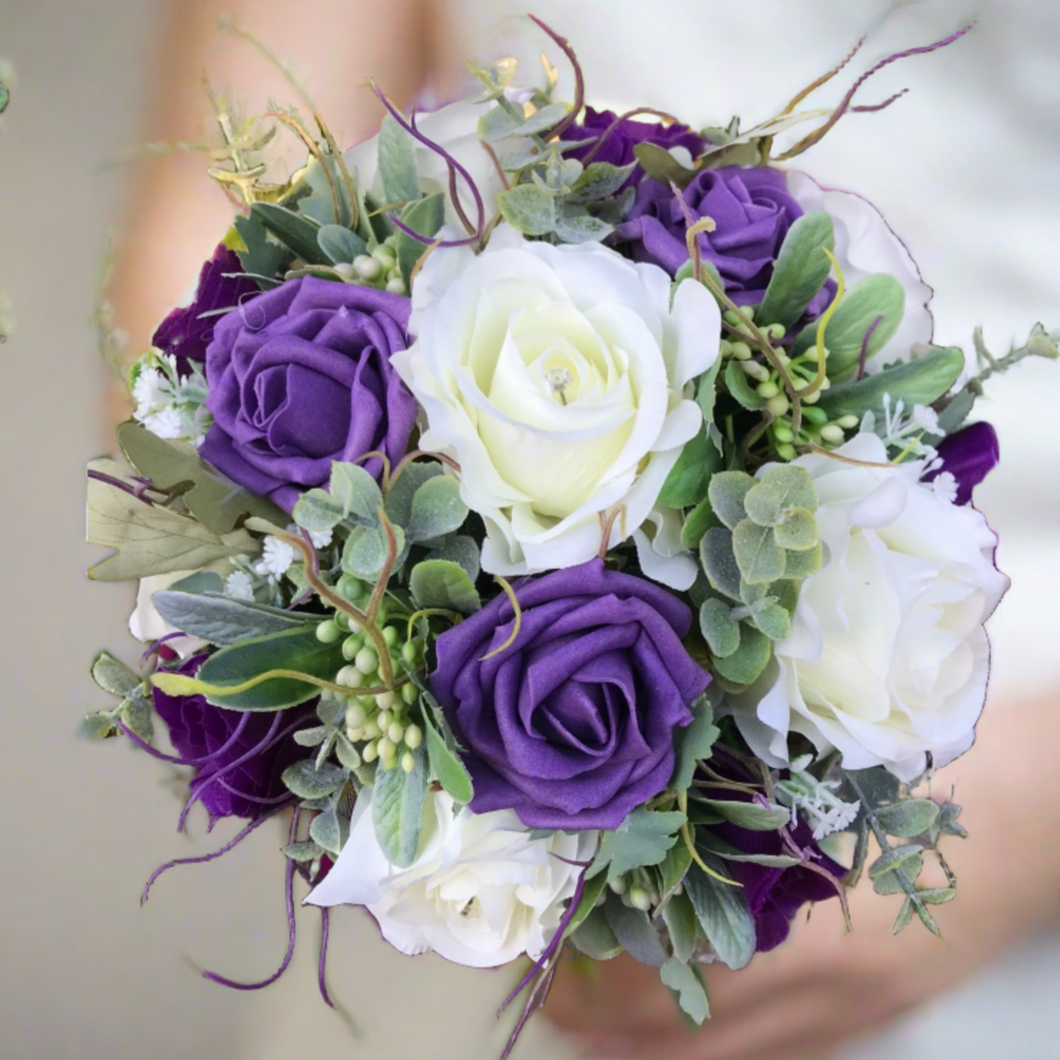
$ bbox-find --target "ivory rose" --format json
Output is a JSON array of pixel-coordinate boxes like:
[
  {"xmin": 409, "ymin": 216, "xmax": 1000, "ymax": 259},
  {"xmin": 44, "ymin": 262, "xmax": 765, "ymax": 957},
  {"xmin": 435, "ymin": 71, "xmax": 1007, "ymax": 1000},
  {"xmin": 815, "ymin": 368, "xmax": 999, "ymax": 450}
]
[
  {"xmin": 393, "ymin": 226, "xmax": 720, "ymax": 577},
  {"xmin": 729, "ymin": 433, "xmax": 1009, "ymax": 780}
]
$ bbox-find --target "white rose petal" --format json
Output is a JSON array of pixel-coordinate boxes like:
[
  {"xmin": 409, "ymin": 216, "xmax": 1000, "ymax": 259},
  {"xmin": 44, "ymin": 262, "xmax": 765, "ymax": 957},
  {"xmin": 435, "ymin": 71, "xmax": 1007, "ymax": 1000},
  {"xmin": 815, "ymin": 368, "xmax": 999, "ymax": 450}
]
[
  {"xmin": 306, "ymin": 788, "xmax": 597, "ymax": 969},
  {"xmin": 786, "ymin": 171, "xmax": 934, "ymax": 367},
  {"xmin": 729, "ymin": 433, "xmax": 1009, "ymax": 781},
  {"xmin": 394, "ymin": 226, "xmax": 721, "ymax": 576},
  {"xmin": 129, "ymin": 572, "xmax": 209, "ymax": 658}
]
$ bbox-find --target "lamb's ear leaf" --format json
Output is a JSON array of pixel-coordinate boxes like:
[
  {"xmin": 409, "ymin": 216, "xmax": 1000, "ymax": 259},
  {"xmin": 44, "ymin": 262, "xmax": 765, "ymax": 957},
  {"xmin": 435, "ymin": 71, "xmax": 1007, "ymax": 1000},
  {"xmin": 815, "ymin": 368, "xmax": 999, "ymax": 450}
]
[{"xmin": 372, "ymin": 743, "xmax": 428, "ymax": 868}]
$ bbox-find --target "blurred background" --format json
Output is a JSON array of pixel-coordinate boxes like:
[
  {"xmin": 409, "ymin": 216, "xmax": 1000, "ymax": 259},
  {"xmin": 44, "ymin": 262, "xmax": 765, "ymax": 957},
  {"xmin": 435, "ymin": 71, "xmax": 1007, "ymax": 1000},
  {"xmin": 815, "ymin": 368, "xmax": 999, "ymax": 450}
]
[{"xmin": 1, "ymin": 1, "xmax": 1058, "ymax": 1057}]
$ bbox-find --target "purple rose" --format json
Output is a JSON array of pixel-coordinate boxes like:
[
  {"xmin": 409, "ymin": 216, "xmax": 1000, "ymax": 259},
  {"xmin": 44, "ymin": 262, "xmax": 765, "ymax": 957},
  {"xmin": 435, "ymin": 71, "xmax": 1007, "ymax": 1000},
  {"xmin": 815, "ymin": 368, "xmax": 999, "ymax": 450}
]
[
  {"xmin": 152, "ymin": 655, "xmax": 312, "ymax": 821},
  {"xmin": 702, "ymin": 756, "xmax": 845, "ymax": 952},
  {"xmin": 934, "ymin": 421, "xmax": 1000, "ymax": 504},
  {"xmin": 560, "ymin": 106, "xmax": 705, "ymax": 192},
  {"xmin": 201, "ymin": 277, "xmax": 417, "ymax": 511},
  {"xmin": 152, "ymin": 245, "xmax": 260, "ymax": 375},
  {"xmin": 615, "ymin": 166, "xmax": 832, "ymax": 314},
  {"xmin": 430, "ymin": 559, "xmax": 710, "ymax": 830}
]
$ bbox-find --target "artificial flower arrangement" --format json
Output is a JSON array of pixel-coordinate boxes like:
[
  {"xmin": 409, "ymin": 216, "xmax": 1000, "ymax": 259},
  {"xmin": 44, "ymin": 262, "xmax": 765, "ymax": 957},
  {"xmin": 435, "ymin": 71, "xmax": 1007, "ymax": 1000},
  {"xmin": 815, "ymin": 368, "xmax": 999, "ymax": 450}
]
[{"xmin": 85, "ymin": 15, "xmax": 1058, "ymax": 1056}]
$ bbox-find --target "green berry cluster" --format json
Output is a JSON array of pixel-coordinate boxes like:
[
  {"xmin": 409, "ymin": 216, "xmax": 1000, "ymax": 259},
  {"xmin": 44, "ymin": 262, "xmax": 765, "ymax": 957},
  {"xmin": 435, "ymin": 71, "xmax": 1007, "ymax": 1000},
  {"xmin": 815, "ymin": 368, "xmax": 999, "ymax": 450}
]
[
  {"xmin": 720, "ymin": 306, "xmax": 858, "ymax": 460},
  {"xmin": 315, "ymin": 573, "xmax": 424, "ymax": 775},
  {"xmin": 606, "ymin": 870, "xmax": 664, "ymax": 913},
  {"xmin": 332, "ymin": 239, "xmax": 407, "ymax": 296}
]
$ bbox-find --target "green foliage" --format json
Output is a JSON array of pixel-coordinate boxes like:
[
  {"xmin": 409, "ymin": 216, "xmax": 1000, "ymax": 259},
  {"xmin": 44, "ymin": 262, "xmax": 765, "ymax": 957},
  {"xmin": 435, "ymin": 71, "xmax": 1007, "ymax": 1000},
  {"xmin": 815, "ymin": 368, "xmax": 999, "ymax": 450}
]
[
  {"xmin": 694, "ymin": 797, "xmax": 790, "ymax": 831},
  {"xmin": 151, "ymin": 591, "xmax": 316, "ymax": 645},
  {"xmin": 569, "ymin": 906, "xmax": 623, "ymax": 960},
  {"xmin": 684, "ymin": 854, "xmax": 756, "ymax": 970},
  {"xmin": 817, "ymin": 346, "xmax": 965, "ymax": 420},
  {"xmin": 118, "ymin": 423, "xmax": 286, "ymax": 535},
  {"xmin": 633, "ymin": 141, "xmax": 698, "ymax": 188},
  {"xmin": 195, "ymin": 626, "xmax": 344, "ymax": 710},
  {"xmin": 756, "ymin": 212, "xmax": 835, "ymax": 329},
  {"xmin": 342, "ymin": 523, "xmax": 403, "ymax": 580},
  {"xmin": 87, "ymin": 463, "xmax": 257, "ymax": 582},
  {"xmin": 309, "ymin": 783, "xmax": 354, "ymax": 856},
  {"xmin": 377, "ymin": 113, "xmax": 422, "ymax": 206},
  {"xmin": 793, "ymin": 273, "xmax": 905, "ymax": 380},
  {"xmin": 317, "ymin": 224, "xmax": 367, "ymax": 266},
  {"xmin": 658, "ymin": 427, "xmax": 724, "ymax": 509},
  {"xmin": 710, "ymin": 623, "xmax": 772, "ymax": 685},
  {"xmin": 661, "ymin": 892, "xmax": 699, "ymax": 963},
  {"xmin": 250, "ymin": 202, "xmax": 329, "ymax": 265},
  {"xmin": 724, "ymin": 359, "xmax": 768, "ymax": 411},
  {"xmin": 671, "ymin": 695, "xmax": 720, "ymax": 792},
  {"xmin": 282, "ymin": 759, "xmax": 347, "ymax": 800},
  {"xmin": 120, "ymin": 690, "xmax": 154, "ymax": 743},
  {"xmin": 422, "ymin": 534, "xmax": 481, "ymax": 581},
  {"xmin": 372, "ymin": 742, "xmax": 427, "ymax": 868},
  {"xmin": 497, "ymin": 183, "xmax": 556, "ymax": 236},
  {"xmin": 731, "ymin": 520, "xmax": 786, "ymax": 585},
  {"xmin": 234, "ymin": 211, "xmax": 285, "ymax": 285},
  {"xmin": 294, "ymin": 461, "xmax": 383, "ymax": 532},
  {"xmin": 412, "ymin": 683, "xmax": 474, "ymax": 803},
  {"xmin": 563, "ymin": 872, "xmax": 611, "ymax": 940},
  {"xmin": 587, "ymin": 808, "xmax": 687, "ymax": 885},
  {"xmin": 406, "ymin": 475, "xmax": 469, "ymax": 542},
  {"xmin": 408, "ymin": 559, "xmax": 481, "ymax": 614},
  {"xmin": 875, "ymin": 799, "xmax": 940, "ymax": 837},
  {"xmin": 660, "ymin": 957, "xmax": 710, "ymax": 1025},
  {"xmin": 395, "ymin": 192, "xmax": 445, "ymax": 285},
  {"xmin": 91, "ymin": 652, "xmax": 140, "ymax": 699},
  {"xmin": 604, "ymin": 902, "xmax": 668, "ymax": 967}
]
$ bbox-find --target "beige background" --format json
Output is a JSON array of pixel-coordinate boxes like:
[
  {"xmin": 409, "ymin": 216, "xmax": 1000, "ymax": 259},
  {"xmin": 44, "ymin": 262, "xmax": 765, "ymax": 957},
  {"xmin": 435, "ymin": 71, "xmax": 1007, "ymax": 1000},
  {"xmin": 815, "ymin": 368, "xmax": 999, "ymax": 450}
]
[{"xmin": 2, "ymin": 1, "xmax": 1059, "ymax": 1058}]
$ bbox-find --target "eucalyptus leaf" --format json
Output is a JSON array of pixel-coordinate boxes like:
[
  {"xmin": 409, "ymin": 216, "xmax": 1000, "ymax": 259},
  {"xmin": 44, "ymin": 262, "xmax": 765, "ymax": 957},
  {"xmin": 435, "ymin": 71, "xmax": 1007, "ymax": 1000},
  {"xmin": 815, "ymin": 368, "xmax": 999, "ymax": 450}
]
[
  {"xmin": 195, "ymin": 626, "xmax": 343, "ymax": 710},
  {"xmin": 567, "ymin": 161, "xmax": 637, "ymax": 203},
  {"xmin": 781, "ymin": 541, "xmax": 822, "ymax": 580},
  {"xmin": 712, "ymin": 625, "xmax": 772, "ymax": 686},
  {"xmin": 869, "ymin": 843, "xmax": 925, "ymax": 880},
  {"xmin": 751, "ymin": 603, "xmax": 791, "ymax": 642},
  {"xmin": 875, "ymin": 799, "xmax": 940, "ymax": 837},
  {"xmin": 700, "ymin": 526, "xmax": 742, "ymax": 599},
  {"xmin": 514, "ymin": 102, "xmax": 570, "ymax": 138},
  {"xmin": 310, "ymin": 798, "xmax": 351, "ymax": 856},
  {"xmin": 424, "ymin": 535, "xmax": 480, "ymax": 581},
  {"xmin": 372, "ymin": 744, "xmax": 427, "ymax": 868},
  {"xmin": 406, "ymin": 475, "xmax": 468, "ymax": 542},
  {"xmin": 553, "ymin": 207, "xmax": 614, "ymax": 244},
  {"xmin": 699, "ymin": 598, "xmax": 741, "ymax": 658},
  {"xmin": 342, "ymin": 524, "xmax": 401, "ymax": 580},
  {"xmin": 330, "ymin": 462, "xmax": 384, "ymax": 525},
  {"xmin": 742, "ymin": 466, "xmax": 817, "ymax": 527},
  {"xmin": 772, "ymin": 508, "xmax": 818, "ymax": 551},
  {"xmin": 497, "ymin": 183, "xmax": 556, "ymax": 237},
  {"xmin": 732, "ymin": 520, "xmax": 786, "ymax": 585},
  {"xmin": 409, "ymin": 559, "xmax": 481, "ymax": 614},
  {"xmin": 756, "ymin": 212, "xmax": 835, "ymax": 329},
  {"xmin": 120, "ymin": 693, "xmax": 154, "ymax": 743},
  {"xmin": 707, "ymin": 471, "xmax": 754, "ymax": 531},
  {"xmin": 283, "ymin": 840, "xmax": 323, "ymax": 863},
  {"xmin": 385, "ymin": 462, "xmax": 443, "ymax": 526},
  {"xmin": 151, "ymin": 591, "xmax": 317, "ymax": 645},
  {"xmin": 684, "ymin": 854, "xmax": 756, "ymax": 970}
]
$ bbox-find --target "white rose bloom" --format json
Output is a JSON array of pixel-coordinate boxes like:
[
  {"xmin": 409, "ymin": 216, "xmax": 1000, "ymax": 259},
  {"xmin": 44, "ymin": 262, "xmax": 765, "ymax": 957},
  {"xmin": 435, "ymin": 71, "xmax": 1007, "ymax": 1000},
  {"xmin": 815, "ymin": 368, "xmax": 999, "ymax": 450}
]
[
  {"xmin": 129, "ymin": 572, "xmax": 208, "ymax": 658},
  {"xmin": 307, "ymin": 788, "xmax": 597, "ymax": 969},
  {"xmin": 787, "ymin": 171, "xmax": 934, "ymax": 367},
  {"xmin": 394, "ymin": 225, "xmax": 721, "ymax": 578},
  {"xmin": 343, "ymin": 99, "xmax": 506, "ymax": 228},
  {"xmin": 730, "ymin": 433, "xmax": 1009, "ymax": 781}
]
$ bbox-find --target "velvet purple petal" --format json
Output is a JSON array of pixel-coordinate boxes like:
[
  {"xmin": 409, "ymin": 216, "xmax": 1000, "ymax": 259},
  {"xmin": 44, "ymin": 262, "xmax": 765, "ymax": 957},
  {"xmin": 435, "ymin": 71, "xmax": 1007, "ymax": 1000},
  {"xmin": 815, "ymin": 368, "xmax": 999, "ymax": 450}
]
[
  {"xmin": 934, "ymin": 421, "xmax": 1000, "ymax": 504},
  {"xmin": 430, "ymin": 559, "xmax": 710, "ymax": 830},
  {"xmin": 152, "ymin": 245, "xmax": 260, "ymax": 375},
  {"xmin": 151, "ymin": 654, "xmax": 313, "ymax": 820},
  {"xmin": 559, "ymin": 106, "xmax": 705, "ymax": 192},
  {"xmin": 200, "ymin": 277, "xmax": 416, "ymax": 510}
]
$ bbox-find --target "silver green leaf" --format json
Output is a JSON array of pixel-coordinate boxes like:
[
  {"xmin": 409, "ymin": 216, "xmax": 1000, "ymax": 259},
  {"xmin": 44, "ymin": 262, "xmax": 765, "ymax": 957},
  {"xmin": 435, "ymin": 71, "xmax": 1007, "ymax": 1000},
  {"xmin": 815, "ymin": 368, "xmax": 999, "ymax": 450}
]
[
  {"xmin": 773, "ymin": 508, "xmax": 818, "ymax": 552},
  {"xmin": 732, "ymin": 519, "xmax": 786, "ymax": 585},
  {"xmin": 662, "ymin": 893, "xmax": 699, "ymax": 965},
  {"xmin": 406, "ymin": 475, "xmax": 468, "ymax": 542},
  {"xmin": 151, "ymin": 591, "xmax": 316, "ymax": 645},
  {"xmin": 91, "ymin": 652, "xmax": 141, "ymax": 698},
  {"xmin": 408, "ymin": 559, "xmax": 481, "ymax": 614},
  {"xmin": 700, "ymin": 526, "xmax": 742, "ymax": 600},
  {"xmin": 684, "ymin": 854, "xmax": 756, "ymax": 970},
  {"xmin": 694, "ymin": 797, "xmax": 791, "ymax": 831},
  {"xmin": 317, "ymin": 224, "xmax": 367, "ymax": 266},
  {"xmin": 377, "ymin": 113, "xmax": 421, "ymax": 207},
  {"xmin": 604, "ymin": 903, "xmax": 668, "ymax": 968},
  {"xmin": 671, "ymin": 695, "xmax": 720, "ymax": 792},
  {"xmin": 587, "ymin": 808, "xmax": 687, "ymax": 885},
  {"xmin": 707, "ymin": 471, "xmax": 754, "ymax": 531},
  {"xmin": 875, "ymin": 799, "xmax": 941, "ymax": 837},
  {"xmin": 497, "ymin": 183, "xmax": 557, "ymax": 236},
  {"xmin": 281, "ymin": 759, "xmax": 347, "ymax": 800},
  {"xmin": 699, "ymin": 598, "xmax": 741, "ymax": 658},
  {"xmin": 660, "ymin": 957, "xmax": 710, "ymax": 1025},
  {"xmin": 372, "ymin": 744, "xmax": 428, "ymax": 868}
]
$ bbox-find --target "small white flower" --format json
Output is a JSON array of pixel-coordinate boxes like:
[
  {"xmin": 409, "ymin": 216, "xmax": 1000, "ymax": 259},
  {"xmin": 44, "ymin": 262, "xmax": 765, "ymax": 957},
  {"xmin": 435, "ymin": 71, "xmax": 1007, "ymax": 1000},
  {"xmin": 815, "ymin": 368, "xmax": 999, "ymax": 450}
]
[
  {"xmin": 259, "ymin": 536, "xmax": 296, "ymax": 577},
  {"xmin": 930, "ymin": 470, "xmax": 959, "ymax": 504},
  {"xmin": 141, "ymin": 407, "xmax": 184, "ymax": 440},
  {"xmin": 307, "ymin": 527, "xmax": 333, "ymax": 549},
  {"xmin": 132, "ymin": 367, "xmax": 168, "ymax": 419},
  {"xmin": 224, "ymin": 570, "xmax": 256, "ymax": 602},
  {"xmin": 729, "ymin": 433, "xmax": 1009, "ymax": 781},
  {"xmin": 307, "ymin": 788, "xmax": 597, "ymax": 969},
  {"xmin": 395, "ymin": 225, "xmax": 720, "ymax": 578},
  {"xmin": 910, "ymin": 403, "xmax": 940, "ymax": 434}
]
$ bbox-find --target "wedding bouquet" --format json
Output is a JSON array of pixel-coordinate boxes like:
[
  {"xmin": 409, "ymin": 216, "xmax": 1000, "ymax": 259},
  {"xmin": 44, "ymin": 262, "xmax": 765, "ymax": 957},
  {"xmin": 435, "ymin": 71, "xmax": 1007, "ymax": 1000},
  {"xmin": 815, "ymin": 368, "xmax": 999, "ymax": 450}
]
[{"xmin": 84, "ymin": 15, "xmax": 1058, "ymax": 1055}]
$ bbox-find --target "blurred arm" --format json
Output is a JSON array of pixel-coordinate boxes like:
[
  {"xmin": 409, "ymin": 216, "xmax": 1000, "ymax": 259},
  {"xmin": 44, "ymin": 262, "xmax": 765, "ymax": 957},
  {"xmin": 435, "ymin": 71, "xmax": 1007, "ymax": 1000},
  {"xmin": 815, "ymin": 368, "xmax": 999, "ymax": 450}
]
[{"xmin": 106, "ymin": 0, "xmax": 443, "ymax": 422}]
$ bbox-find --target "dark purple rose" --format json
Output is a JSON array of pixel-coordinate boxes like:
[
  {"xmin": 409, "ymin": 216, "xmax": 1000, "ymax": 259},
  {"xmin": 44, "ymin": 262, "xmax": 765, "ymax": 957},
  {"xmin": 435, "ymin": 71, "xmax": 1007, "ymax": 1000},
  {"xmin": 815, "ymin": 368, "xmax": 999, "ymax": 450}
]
[
  {"xmin": 560, "ymin": 106, "xmax": 705, "ymax": 192},
  {"xmin": 152, "ymin": 244, "xmax": 260, "ymax": 375},
  {"xmin": 702, "ymin": 755, "xmax": 845, "ymax": 952},
  {"xmin": 933, "ymin": 421, "xmax": 1000, "ymax": 504},
  {"xmin": 152, "ymin": 654, "xmax": 311, "ymax": 821},
  {"xmin": 201, "ymin": 277, "xmax": 417, "ymax": 511},
  {"xmin": 430, "ymin": 559, "xmax": 710, "ymax": 830},
  {"xmin": 615, "ymin": 166, "xmax": 832, "ymax": 314}
]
